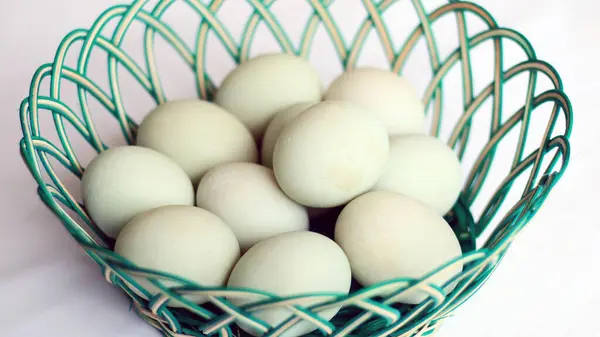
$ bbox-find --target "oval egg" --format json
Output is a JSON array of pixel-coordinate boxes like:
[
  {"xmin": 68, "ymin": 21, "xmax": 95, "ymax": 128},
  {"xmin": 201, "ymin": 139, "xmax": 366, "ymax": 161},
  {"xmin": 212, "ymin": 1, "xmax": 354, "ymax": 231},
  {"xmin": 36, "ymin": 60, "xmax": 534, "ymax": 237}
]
[
  {"xmin": 334, "ymin": 190, "xmax": 463, "ymax": 304},
  {"xmin": 196, "ymin": 162, "xmax": 309, "ymax": 251},
  {"xmin": 81, "ymin": 145, "xmax": 194, "ymax": 238},
  {"xmin": 374, "ymin": 134, "xmax": 462, "ymax": 215},
  {"xmin": 227, "ymin": 231, "xmax": 352, "ymax": 337},
  {"xmin": 272, "ymin": 100, "xmax": 389, "ymax": 208},
  {"xmin": 261, "ymin": 101, "xmax": 316, "ymax": 168},
  {"xmin": 325, "ymin": 67, "xmax": 425, "ymax": 136},
  {"xmin": 214, "ymin": 53, "xmax": 323, "ymax": 140},
  {"xmin": 136, "ymin": 99, "xmax": 258, "ymax": 186},
  {"xmin": 115, "ymin": 205, "xmax": 240, "ymax": 305}
]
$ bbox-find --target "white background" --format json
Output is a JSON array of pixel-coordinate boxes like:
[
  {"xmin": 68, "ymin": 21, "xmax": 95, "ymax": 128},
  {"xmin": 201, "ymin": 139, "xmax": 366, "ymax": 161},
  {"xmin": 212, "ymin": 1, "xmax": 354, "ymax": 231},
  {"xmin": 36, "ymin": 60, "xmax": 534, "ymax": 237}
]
[{"xmin": 1, "ymin": 0, "xmax": 599, "ymax": 337}]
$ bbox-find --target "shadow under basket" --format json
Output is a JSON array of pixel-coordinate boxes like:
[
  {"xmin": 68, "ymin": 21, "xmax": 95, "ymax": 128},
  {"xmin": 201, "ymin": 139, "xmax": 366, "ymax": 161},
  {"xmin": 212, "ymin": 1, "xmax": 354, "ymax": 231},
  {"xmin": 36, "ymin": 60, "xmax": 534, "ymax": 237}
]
[{"xmin": 19, "ymin": 1, "xmax": 572, "ymax": 336}]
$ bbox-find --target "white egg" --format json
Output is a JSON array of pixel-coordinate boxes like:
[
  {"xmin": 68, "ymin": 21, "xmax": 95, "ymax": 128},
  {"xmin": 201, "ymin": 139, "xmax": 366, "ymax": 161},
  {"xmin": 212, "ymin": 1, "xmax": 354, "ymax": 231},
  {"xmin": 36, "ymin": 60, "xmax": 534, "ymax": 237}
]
[
  {"xmin": 115, "ymin": 205, "xmax": 240, "ymax": 305},
  {"xmin": 81, "ymin": 146, "xmax": 194, "ymax": 238},
  {"xmin": 227, "ymin": 231, "xmax": 351, "ymax": 337},
  {"xmin": 273, "ymin": 100, "xmax": 389, "ymax": 208},
  {"xmin": 261, "ymin": 101, "xmax": 334, "ymax": 217},
  {"xmin": 214, "ymin": 53, "xmax": 323, "ymax": 140},
  {"xmin": 196, "ymin": 162, "xmax": 309, "ymax": 251},
  {"xmin": 374, "ymin": 134, "xmax": 462, "ymax": 215},
  {"xmin": 334, "ymin": 191, "xmax": 463, "ymax": 304},
  {"xmin": 136, "ymin": 99, "xmax": 258, "ymax": 186},
  {"xmin": 324, "ymin": 67, "xmax": 425, "ymax": 136},
  {"xmin": 261, "ymin": 101, "xmax": 317, "ymax": 168}
]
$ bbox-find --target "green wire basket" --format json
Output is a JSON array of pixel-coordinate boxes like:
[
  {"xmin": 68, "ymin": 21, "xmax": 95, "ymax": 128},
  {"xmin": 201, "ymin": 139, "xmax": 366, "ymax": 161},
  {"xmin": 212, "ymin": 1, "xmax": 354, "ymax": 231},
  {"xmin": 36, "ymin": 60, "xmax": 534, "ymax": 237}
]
[{"xmin": 18, "ymin": 0, "xmax": 573, "ymax": 336}]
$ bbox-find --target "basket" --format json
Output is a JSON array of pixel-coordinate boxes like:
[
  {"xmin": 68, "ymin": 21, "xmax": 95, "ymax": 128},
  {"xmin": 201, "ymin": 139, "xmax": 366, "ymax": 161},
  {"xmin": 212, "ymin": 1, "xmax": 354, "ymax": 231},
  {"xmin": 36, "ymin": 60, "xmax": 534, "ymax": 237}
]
[{"xmin": 18, "ymin": 0, "xmax": 572, "ymax": 336}]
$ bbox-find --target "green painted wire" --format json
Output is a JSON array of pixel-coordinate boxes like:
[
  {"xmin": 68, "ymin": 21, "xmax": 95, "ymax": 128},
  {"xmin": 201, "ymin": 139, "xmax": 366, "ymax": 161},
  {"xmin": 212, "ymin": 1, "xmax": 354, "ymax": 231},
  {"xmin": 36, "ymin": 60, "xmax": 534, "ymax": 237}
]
[{"xmin": 18, "ymin": 0, "xmax": 572, "ymax": 336}]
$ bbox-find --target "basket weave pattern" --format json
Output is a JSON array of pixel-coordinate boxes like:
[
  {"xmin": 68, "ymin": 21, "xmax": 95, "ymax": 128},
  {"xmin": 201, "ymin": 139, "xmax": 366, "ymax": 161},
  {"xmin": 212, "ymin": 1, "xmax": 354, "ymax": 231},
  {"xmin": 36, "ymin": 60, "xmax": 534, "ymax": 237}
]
[{"xmin": 19, "ymin": 1, "xmax": 572, "ymax": 336}]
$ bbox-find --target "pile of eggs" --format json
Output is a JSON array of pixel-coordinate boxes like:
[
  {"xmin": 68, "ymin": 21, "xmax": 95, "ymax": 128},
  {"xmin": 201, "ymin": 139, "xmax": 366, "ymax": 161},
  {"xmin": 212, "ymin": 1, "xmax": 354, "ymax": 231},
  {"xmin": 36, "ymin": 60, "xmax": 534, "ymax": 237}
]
[{"xmin": 82, "ymin": 53, "xmax": 464, "ymax": 337}]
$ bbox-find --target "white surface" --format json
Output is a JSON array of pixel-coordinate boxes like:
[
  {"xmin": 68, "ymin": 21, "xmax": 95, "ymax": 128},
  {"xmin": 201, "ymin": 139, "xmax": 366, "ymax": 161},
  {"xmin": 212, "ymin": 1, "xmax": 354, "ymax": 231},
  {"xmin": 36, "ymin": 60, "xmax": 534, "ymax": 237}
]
[{"xmin": 0, "ymin": 1, "xmax": 599, "ymax": 337}]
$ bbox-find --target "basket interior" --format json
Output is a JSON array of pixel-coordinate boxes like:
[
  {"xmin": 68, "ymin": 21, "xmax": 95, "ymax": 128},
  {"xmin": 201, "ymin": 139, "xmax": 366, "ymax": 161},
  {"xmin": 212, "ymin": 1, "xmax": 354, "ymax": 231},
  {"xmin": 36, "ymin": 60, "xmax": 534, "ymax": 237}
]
[{"xmin": 18, "ymin": 1, "xmax": 572, "ymax": 336}]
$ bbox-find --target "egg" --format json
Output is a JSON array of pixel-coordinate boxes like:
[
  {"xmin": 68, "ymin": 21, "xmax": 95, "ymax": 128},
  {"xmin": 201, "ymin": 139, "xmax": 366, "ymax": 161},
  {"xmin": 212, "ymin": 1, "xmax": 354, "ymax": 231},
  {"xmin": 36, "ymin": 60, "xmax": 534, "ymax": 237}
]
[
  {"xmin": 262, "ymin": 101, "xmax": 334, "ymax": 217},
  {"xmin": 136, "ymin": 99, "xmax": 258, "ymax": 186},
  {"xmin": 227, "ymin": 231, "xmax": 351, "ymax": 337},
  {"xmin": 374, "ymin": 134, "xmax": 462, "ymax": 215},
  {"xmin": 81, "ymin": 146, "xmax": 194, "ymax": 238},
  {"xmin": 196, "ymin": 162, "xmax": 309, "ymax": 251},
  {"xmin": 261, "ymin": 101, "xmax": 317, "ymax": 168},
  {"xmin": 214, "ymin": 53, "xmax": 323, "ymax": 140},
  {"xmin": 272, "ymin": 100, "xmax": 389, "ymax": 208},
  {"xmin": 115, "ymin": 205, "xmax": 240, "ymax": 305},
  {"xmin": 334, "ymin": 190, "xmax": 463, "ymax": 304},
  {"xmin": 324, "ymin": 67, "xmax": 425, "ymax": 136}
]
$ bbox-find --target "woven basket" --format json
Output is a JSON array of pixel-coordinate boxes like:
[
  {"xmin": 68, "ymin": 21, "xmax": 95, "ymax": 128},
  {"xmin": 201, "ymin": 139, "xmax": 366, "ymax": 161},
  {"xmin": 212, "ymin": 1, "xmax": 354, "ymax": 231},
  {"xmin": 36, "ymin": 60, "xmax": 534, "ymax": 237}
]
[{"xmin": 19, "ymin": 0, "xmax": 572, "ymax": 336}]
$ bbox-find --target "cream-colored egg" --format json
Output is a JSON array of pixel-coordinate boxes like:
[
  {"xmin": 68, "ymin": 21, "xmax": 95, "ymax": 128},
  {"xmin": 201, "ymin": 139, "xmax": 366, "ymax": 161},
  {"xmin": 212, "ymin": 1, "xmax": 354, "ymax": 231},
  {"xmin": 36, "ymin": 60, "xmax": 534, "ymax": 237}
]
[
  {"xmin": 115, "ymin": 205, "xmax": 240, "ymax": 305},
  {"xmin": 136, "ymin": 99, "xmax": 258, "ymax": 186},
  {"xmin": 374, "ymin": 134, "xmax": 462, "ymax": 215},
  {"xmin": 196, "ymin": 162, "xmax": 309, "ymax": 251},
  {"xmin": 214, "ymin": 53, "xmax": 323, "ymax": 140},
  {"xmin": 227, "ymin": 231, "xmax": 351, "ymax": 337},
  {"xmin": 324, "ymin": 67, "xmax": 425, "ymax": 135},
  {"xmin": 261, "ymin": 101, "xmax": 317, "ymax": 168},
  {"xmin": 81, "ymin": 146, "xmax": 194, "ymax": 238},
  {"xmin": 273, "ymin": 100, "xmax": 389, "ymax": 208},
  {"xmin": 334, "ymin": 191, "xmax": 463, "ymax": 304}
]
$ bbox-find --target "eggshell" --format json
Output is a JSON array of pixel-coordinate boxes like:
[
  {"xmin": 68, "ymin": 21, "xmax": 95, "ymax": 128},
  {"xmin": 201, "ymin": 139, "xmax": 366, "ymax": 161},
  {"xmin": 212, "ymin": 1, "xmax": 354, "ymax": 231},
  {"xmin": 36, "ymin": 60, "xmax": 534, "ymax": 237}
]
[
  {"xmin": 261, "ymin": 101, "xmax": 317, "ymax": 168},
  {"xmin": 374, "ymin": 134, "xmax": 462, "ymax": 215},
  {"xmin": 196, "ymin": 162, "xmax": 309, "ymax": 251},
  {"xmin": 81, "ymin": 146, "xmax": 194, "ymax": 238},
  {"xmin": 273, "ymin": 100, "xmax": 389, "ymax": 208},
  {"xmin": 136, "ymin": 99, "xmax": 258, "ymax": 186},
  {"xmin": 115, "ymin": 205, "xmax": 240, "ymax": 305},
  {"xmin": 227, "ymin": 231, "xmax": 351, "ymax": 337},
  {"xmin": 324, "ymin": 67, "xmax": 425, "ymax": 135},
  {"xmin": 214, "ymin": 53, "xmax": 323, "ymax": 140},
  {"xmin": 334, "ymin": 190, "xmax": 463, "ymax": 304}
]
